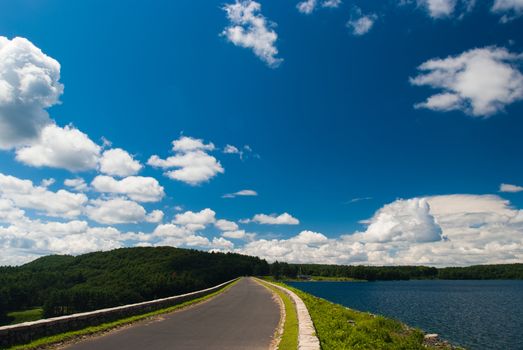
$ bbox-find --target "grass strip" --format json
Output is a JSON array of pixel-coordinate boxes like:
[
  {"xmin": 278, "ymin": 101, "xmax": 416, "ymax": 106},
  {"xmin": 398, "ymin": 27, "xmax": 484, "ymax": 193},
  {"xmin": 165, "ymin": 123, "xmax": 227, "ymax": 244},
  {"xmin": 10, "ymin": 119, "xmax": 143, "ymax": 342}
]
[
  {"xmin": 257, "ymin": 280, "xmax": 299, "ymax": 350},
  {"xmin": 6, "ymin": 279, "xmax": 239, "ymax": 350}
]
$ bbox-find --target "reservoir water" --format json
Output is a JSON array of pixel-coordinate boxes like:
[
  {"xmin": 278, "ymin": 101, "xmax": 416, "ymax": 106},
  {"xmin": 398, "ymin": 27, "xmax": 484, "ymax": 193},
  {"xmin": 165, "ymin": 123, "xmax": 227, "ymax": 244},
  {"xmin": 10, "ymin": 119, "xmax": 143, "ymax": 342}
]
[{"xmin": 288, "ymin": 280, "xmax": 523, "ymax": 350}]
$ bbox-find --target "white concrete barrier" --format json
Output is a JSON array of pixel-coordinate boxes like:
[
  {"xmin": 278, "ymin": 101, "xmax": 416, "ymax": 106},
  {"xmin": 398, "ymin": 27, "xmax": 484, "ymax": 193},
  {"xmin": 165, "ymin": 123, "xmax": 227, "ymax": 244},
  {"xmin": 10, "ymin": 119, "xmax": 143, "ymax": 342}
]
[
  {"xmin": 0, "ymin": 278, "xmax": 238, "ymax": 348},
  {"xmin": 260, "ymin": 280, "xmax": 321, "ymax": 350}
]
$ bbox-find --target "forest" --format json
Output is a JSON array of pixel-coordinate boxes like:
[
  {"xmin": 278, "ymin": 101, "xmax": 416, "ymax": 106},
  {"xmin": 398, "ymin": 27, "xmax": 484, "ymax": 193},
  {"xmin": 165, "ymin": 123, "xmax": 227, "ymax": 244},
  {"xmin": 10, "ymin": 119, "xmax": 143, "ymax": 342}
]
[
  {"xmin": 0, "ymin": 247, "xmax": 269, "ymax": 325},
  {"xmin": 2, "ymin": 247, "xmax": 522, "ymax": 326},
  {"xmin": 270, "ymin": 262, "xmax": 523, "ymax": 281}
]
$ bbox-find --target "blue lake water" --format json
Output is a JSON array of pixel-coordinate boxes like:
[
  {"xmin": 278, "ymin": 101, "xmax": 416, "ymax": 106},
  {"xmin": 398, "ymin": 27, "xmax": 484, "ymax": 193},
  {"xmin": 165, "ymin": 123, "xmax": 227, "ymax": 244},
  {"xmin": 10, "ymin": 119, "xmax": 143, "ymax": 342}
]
[{"xmin": 288, "ymin": 280, "xmax": 523, "ymax": 350}]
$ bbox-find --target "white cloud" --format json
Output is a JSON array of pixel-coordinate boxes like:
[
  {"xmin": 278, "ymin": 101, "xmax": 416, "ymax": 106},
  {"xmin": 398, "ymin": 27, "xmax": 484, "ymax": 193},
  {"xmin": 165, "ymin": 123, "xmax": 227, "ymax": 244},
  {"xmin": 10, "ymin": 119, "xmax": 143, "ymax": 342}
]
[
  {"xmin": 361, "ymin": 198, "xmax": 443, "ymax": 243},
  {"xmin": 0, "ymin": 172, "xmax": 87, "ymax": 218},
  {"xmin": 222, "ymin": 0, "xmax": 282, "ymax": 67},
  {"xmin": 64, "ymin": 178, "xmax": 88, "ymax": 192},
  {"xmin": 152, "ymin": 223, "xmax": 211, "ymax": 247},
  {"xmin": 492, "ymin": 0, "xmax": 523, "ymax": 22},
  {"xmin": 0, "ymin": 36, "xmax": 63, "ymax": 150},
  {"xmin": 0, "ymin": 199, "xmax": 25, "ymax": 223},
  {"xmin": 222, "ymin": 189, "xmax": 258, "ymax": 198},
  {"xmin": 500, "ymin": 183, "xmax": 523, "ymax": 193},
  {"xmin": 297, "ymin": 0, "xmax": 341, "ymax": 14},
  {"xmin": 173, "ymin": 208, "xmax": 216, "ymax": 231},
  {"xmin": 222, "ymin": 230, "xmax": 249, "ymax": 239},
  {"xmin": 297, "ymin": 0, "xmax": 317, "ymax": 14},
  {"xmin": 147, "ymin": 136, "xmax": 224, "ymax": 185},
  {"xmin": 173, "ymin": 136, "xmax": 215, "ymax": 152},
  {"xmin": 211, "ymin": 237, "xmax": 235, "ymax": 250},
  {"xmin": 99, "ymin": 148, "xmax": 142, "ymax": 177},
  {"xmin": 15, "ymin": 124, "xmax": 101, "ymax": 171},
  {"xmin": 322, "ymin": 0, "xmax": 342, "ymax": 8},
  {"xmin": 411, "ymin": 46, "xmax": 523, "ymax": 117},
  {"xmin": 239, "ymin": 194, "xmax": 523, "ymax": 266},
  {"xmin": 417, "ymin": 0, "xmax": 456, "ymax": 18},
  {"xmin": 347, "ymin": 8, "xmax": 378, "ymax": 36},
  {"xmin": 146, "ymin": 209, "xmax": 164, "ymax": 223},
  {"xmin": 223, "ymin": 144, "xmax": 240, "ymax": 154},
  {"xmin": 249, "ymin": 212, "xmax": 300, "ymax": 225},
  {"xmin": 86, "ymin": 198, "xmax": 151, "ymax": 225},
  {"xmin": 223, "ymin": 144, "xmax": 255, "ymax": 160},
  {"xmin": 215, "ymin": 219, "xmax": 239, "ymax": 231},
  {"xmin": 91, "ymin": 175, "xmax": 165, "ymax": 202},
  {"xmin": 40, "ymin": 178, "xmax": 55, "ymax": 187}
]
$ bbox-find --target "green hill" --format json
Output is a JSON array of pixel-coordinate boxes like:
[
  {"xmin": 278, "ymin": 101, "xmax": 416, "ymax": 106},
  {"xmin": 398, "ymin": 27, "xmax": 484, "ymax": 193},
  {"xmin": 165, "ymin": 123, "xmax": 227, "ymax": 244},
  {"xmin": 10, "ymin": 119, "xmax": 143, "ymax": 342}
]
[{"xmin": 0, "ymin": 247, "xmax": 269, "ymax": 324}]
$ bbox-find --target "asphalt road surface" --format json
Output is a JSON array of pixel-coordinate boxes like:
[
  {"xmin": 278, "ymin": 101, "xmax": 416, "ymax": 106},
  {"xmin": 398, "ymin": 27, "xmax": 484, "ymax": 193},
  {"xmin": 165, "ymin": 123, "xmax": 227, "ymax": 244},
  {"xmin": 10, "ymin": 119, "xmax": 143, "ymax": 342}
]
[{"xmin": 63, "ymin": 278, "xmax": 280, "ymax": 350}]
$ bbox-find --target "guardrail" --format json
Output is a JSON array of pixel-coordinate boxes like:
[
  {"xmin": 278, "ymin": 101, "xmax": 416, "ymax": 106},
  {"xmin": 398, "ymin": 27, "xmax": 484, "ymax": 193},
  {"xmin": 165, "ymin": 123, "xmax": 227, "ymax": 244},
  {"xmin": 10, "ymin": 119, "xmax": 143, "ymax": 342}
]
[{"xmin": 0, "ymin": 278, "xmax": 238, "ymax": 348}]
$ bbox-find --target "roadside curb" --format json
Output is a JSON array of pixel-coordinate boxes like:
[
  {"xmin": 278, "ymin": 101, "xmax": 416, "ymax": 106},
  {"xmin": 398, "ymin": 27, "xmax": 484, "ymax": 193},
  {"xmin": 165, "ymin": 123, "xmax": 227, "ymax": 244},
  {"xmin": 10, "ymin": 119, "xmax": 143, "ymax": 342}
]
[{"xmin": 258, "ymin": 279, "xmax": 320, "ymax": 350}]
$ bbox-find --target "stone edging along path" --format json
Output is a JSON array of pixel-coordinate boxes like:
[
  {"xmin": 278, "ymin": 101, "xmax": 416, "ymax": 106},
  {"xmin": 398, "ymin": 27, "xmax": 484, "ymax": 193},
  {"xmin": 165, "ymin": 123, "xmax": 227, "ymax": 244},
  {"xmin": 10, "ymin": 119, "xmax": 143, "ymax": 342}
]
[{"xmin": 258, "ymin": 279, "xmax": 321, "ymax": 350}]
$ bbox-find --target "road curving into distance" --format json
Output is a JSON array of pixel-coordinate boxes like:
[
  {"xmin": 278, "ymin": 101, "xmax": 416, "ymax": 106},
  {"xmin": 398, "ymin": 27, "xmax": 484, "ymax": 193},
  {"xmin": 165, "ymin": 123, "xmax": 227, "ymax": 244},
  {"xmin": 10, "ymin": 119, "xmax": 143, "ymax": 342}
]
[{"xmin": 63, "ymin": 277, "xmax": 280, "ymax": 350}]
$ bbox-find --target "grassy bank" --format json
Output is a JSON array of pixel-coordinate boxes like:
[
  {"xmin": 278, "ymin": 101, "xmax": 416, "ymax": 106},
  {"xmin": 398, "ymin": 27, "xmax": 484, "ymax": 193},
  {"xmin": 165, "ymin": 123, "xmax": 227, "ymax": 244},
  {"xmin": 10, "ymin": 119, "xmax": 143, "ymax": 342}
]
[
  {"xmin": 265, "ymin": 278, "xmax": 459, "ymax": 350},
  {"xmin": 256, "ymin": 280, "xmax": 298, "ymax": 350},
  {"xmin": 6, "ymin": 279, "xmax": 238, "ymax": 350}
]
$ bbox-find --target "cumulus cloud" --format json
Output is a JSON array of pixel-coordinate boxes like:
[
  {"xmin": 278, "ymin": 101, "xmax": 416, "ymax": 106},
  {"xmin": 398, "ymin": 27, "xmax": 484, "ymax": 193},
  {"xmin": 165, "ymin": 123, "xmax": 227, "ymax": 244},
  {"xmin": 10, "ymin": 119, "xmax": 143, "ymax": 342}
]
[
  {"xmin": 173, "ymin": 208, "xmax": 216, "ymax": 231},
  {"xmin": 86, "ymin": 198, "xmax": 154, "ymax": 225},
  {"xmin": 99, "ymin": 148, "xmax": 142, "ymax": 177},
  {"xmin": 0, "ymin": 172, "xmax": 87, "ymax": 218},
  {"xmin": 322, "ymin": 0, "xmax": 342, "ymax": 8},
  {"xmin": 147, "ymin": 136, "xmax": 224, "ymax": 185},
  {"xmin": 411, "ymin": 46, "xmax": 523, "ymax": 117},
  {"xmin": 0, "ymin": 36, "xmax": 63, "ymax": 150},
  {"xmin": 64, "ymin": 178, "xmax": 88, "ymax": 192},
  {"xmin": 152, "ymin": 223, "xmax": 213, "ymax": 248},
  {"xmin": 91, "ymin": 175, "xmax": 165, "ymax": 202},
  {"xmin": 15, "ymin": 124, "xmax": 101, "ymax": 171},
  {"xmin": 146, "ymin": 209, "xmax": 164, "ymax": 223},
  {"xmin": 215, "ymin": 219, "xmax": 239, "ymax": 231},
  {"xmin": 297, "ymin": 0, "xmax": 342, "ymax": 14},
  {"xmin": 297, "ymin": 0, "xmax": 317, "ymax": 14},
  {"xmin": 417, "ymin": 0, "xmax": 456, "ymax": 18},
  {"xmin": 247, "ymin": 212, "xmax": 300, "ymax": 225},
  {"xmin": 492, "ymin": 0, "xmax": 523, "ymax": 22},
  {"xmin": 0, "ymin": 198, "xmax": 26, "ymax": 223},
  {"xmin": 500, "ymin": 183, "xmax": 523, "ymax": 193},
  {"xmin": 222, "ymin": 0, "xmax": 282, "ymax": 67},
  {"xmin": 222, "ymin": 189, "xmax": 258, "ymax": 198},
  {"xmin": 361, "ymin": 198, "xmax": 443, "ymax": 243},
  {"xmin": 239, "ymin": 194, "xmax": 523, "ymax": 266},
  {"xmin": 347, "ymin": 7, "xmax": 378, "ymax": 36},
  {"xmin": 223, "ymin": 144, "xmax": 240, "ymax": 155},
  {"xmin": 0, "ymin": 219, "xmax": 125, "ymax": 266}
]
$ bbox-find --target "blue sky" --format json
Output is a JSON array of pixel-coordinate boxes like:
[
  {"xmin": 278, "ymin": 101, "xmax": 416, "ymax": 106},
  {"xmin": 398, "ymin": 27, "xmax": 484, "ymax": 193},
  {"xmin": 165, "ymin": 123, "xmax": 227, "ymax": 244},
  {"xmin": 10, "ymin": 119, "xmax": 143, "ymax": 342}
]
[{"xmin": 1, "ymin": 0, "xmax": 523, "ymax": 266}]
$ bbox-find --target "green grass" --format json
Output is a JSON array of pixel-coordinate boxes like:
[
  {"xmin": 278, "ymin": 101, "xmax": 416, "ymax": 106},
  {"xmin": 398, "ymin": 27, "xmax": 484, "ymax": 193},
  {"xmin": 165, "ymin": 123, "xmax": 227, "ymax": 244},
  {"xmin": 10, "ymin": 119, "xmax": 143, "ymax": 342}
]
[
  {"xmin": 283, "ymin": 283, "xmax": 457, "ymax": 350},
  {"xmin": 257, "ymin": 280, "xmax": 298, "ymax": 350},
  {"xmin": 6, "ymin": 279, "xmax": 238, "ymax": 350},
  {"xmin": 259, "ymin": 278, "xmax": 459, "ymax": 350},
  {"xmin": 7, "ymin": 308, "xmax": 43, "ymax": 324}
]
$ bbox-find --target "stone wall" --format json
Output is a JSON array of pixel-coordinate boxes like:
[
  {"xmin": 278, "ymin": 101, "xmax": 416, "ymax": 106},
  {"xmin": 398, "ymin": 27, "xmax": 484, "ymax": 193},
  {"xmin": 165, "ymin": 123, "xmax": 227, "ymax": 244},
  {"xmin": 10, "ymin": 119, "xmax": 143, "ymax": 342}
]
[{"xmin": 0, "ymin": 278, "xmax": 237, "ymax": 348}]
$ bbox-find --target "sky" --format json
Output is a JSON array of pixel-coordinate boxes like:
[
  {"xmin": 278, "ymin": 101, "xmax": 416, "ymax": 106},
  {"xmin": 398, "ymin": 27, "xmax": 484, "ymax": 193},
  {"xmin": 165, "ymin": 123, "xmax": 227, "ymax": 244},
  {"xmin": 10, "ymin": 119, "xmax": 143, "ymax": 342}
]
[{"xmin": 0, "ymin": 0, "xmax": 523, "ymax": 267}]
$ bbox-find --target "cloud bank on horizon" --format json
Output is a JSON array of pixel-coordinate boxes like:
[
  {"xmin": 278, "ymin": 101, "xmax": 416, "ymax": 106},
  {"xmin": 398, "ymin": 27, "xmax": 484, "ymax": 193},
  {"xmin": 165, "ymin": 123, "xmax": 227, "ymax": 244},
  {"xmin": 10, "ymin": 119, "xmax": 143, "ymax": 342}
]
[{"xmin": 0, "ymin": 0, "xmax": 523, "ymax": 268}]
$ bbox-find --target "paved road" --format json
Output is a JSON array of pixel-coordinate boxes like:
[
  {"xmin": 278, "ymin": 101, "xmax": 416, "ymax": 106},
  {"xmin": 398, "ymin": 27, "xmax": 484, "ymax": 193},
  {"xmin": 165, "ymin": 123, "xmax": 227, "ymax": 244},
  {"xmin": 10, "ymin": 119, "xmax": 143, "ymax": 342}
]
[{"xmin": 64, "ymin": 278, "xmax": 280, "ymax": 350}]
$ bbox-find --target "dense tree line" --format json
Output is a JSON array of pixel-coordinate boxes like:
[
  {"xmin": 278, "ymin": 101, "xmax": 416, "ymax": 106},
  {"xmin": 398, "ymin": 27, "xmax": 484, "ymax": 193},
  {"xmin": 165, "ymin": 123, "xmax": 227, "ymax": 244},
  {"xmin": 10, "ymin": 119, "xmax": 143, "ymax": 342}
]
[
  {"xmin": 270, "ymin": 262, "xmax": 523, "ymax": 281},
  {"xmin": 270, "ymin": 262, "xmax": 438, "ymax": 281},
  {"xmin": 2, "ymin": 247, "xmax": 522, "ymax": 326},
  {"xmin": 0, "ymin": 247, "xmax": 269, "ymax": 324},
  {"xmin": 438, "ymin": 264, "xmax": 523, "ymax": 279}
]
